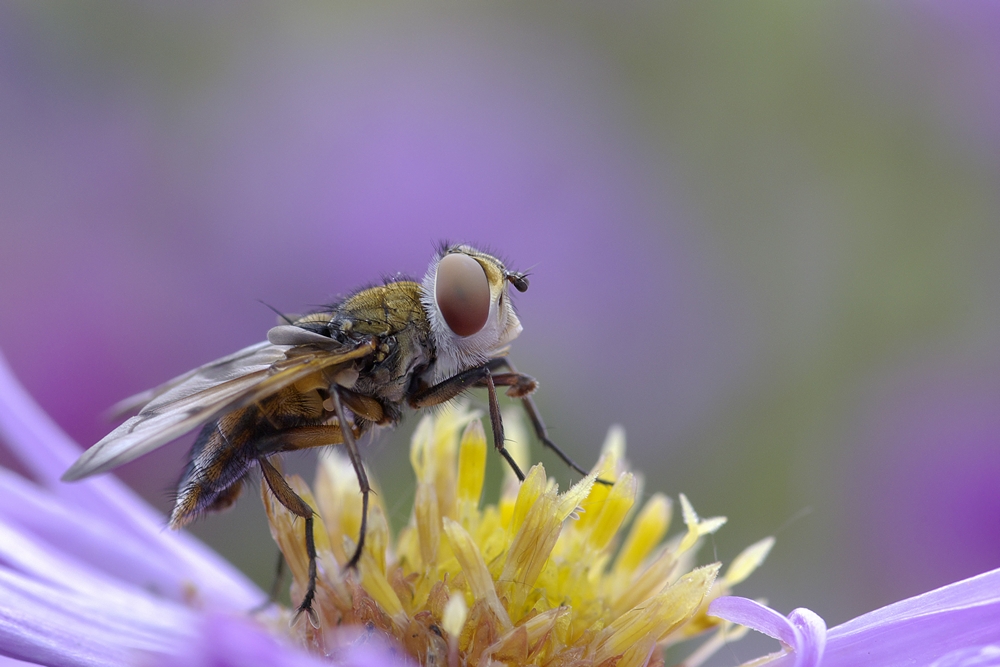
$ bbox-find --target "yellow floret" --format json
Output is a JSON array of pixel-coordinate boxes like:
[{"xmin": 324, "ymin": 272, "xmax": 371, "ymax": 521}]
[{"xmin": 264, "ymin": 402, "xmax": 772, "ymax": 667}]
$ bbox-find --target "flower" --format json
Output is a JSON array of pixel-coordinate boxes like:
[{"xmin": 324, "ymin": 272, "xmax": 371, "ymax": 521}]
[
  {"xmin": 709, "ymin": 566, "xmax": 1000, "ymax": 667},
  {"xmin": 0, "ymin": 350, "xmax": 381, "ymax": 667},
  {"xmin": 8, "ymin": 341, "xmax": 1000, "ymax": 667},
  {"xmin": 263, "ymin": 403, "xmax": 773, "ymax": 667},
  {"xmin": 0, "ymin": 345, "xmax": 770, "ymax": 666}
]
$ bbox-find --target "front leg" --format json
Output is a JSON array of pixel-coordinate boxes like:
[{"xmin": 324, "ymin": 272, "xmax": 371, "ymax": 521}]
[
  {"xmin": 410, "ymin": 360, "xmax": 608, "ymax": 484},
  {"xmin": 488, "ymin": 359, "xmax": 611, "ymax": 484},
  {"xmin": 407, "ymin": 359, "xmax": 506, "ymax": 408},
  {"xmin": 407, "ymin": 358, "xmax": 535, "ymax": 407},
  {"xmin": 409, "ymin": 363, "xmax": 525, "ymax": 481}
]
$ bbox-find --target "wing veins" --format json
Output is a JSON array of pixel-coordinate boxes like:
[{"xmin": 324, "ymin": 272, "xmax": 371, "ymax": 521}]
[{"xmin": 63, "ymin": 339, "xmax": 376, "ymax": 480}]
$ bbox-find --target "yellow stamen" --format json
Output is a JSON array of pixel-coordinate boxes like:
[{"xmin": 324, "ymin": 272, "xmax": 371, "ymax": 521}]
[
  {"xmin": 725, "ymin": 536, "xmax": 776, "ymax": 587},
  {"xmin": 443, "ymin": 517, "xmax": 512, "ymax": 632},
  {"xmin": 587, "ymin": 472, "xmax": 637, "ymax": 552},
  {"xmin": 263, "ymin": 403, "xmax": 771, "ymax": 667},
  {"xmin": 358, "ymin": 544, "xmax": 406, "ymax": 620},
  {"xmin": 614, "ymin": 493, "xmax": 672, "ymax": 574},
  {"xmin": 456, "ymin": 420, "xmax": 487, "ymax": 509},
  {"xmin": 611, "ymin": 546, "xmax": 679, "ymax": 615},
  {"xmin": 415, "ymin": 482, "xmax": 441, "ymax": 569},
  {"xmin": 594, "ymin": 564, "xmax": 719, "ymax": 662},
  {"xmin": 508, "ymin": 463, "xmax": 546, "ymax": 537},
  {"xmin": 678, "ymin": 492, "xmax": 727, "ymax": 555}
]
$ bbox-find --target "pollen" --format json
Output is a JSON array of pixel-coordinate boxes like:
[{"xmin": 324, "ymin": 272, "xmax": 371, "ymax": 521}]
[{"xmin": 263, "ymin": 403, "xmax": 771, "ymax": 667}]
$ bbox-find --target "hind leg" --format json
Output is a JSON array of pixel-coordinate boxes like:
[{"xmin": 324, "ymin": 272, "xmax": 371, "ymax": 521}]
[
  {"xmin": 253, "ymin": 410, "xmax": 370, "ymax": 623},
  {"xmin": 259, "ymin": 457, "xmax": 321, "ymax": 625}
]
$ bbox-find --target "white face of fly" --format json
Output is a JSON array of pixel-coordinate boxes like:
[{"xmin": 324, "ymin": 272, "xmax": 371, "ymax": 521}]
[{"xmin": 420, "ymin": 245, "xmax": 527, "ymax": 381}]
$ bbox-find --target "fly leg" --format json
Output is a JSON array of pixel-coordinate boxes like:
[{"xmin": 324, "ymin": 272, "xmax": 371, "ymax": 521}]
[
  {"xmin": 253, "ymin": 406, "xmax": 373, "ymax": 622},
  {"xmin": 483, "ymin": 369, "xmax": 524, "ymax": 480},
  {"xmin": 255, "ymin": 391, "xmax": 378, "ymax": 572},
  {"xmin": 329, "ymin": 388, "xmax": 371, "ymax": 569},
  {"xmin": 489, "ymin": 359, "xmax": 613, "ymax": 486},
  {"xmin": 409, "ymin": 363, "xmax": 525, "ymax": 481},
  {"xmin": 258, "ymin": 457, "xmax": 319, "ymax": 625},
  {"xmin": 418, "ymin": 357, "xmax": 614, "ymax": 486}
]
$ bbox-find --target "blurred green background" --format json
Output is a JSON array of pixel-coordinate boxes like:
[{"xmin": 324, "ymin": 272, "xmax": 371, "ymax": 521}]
[{"xmin": 2, "ymin": 3, "xmax": 998, "ymax": 664}]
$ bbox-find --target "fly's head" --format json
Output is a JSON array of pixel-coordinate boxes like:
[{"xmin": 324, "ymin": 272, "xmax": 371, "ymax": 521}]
[{"xmin": 421, "ymin": 244, "xmax": 529, "ymax": 379}]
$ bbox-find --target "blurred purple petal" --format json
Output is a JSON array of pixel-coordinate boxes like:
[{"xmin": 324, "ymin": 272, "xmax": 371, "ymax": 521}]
[
  {"xmin": 931, "ymin": 645, "xmax": 1000, "ymax": 667},
  {"xmin": 149, "ymin": 614, "xmax": 410, "ymax": 667},
  {"xmin": 150, "ymin": 615, "xmax": 320, "ymax": 667},
  {"xmin": 0, "ymin": 566, "xmax": 195, "ymax": 666},
  {"xmin": 850, "ymin": 358, "xmax": 1000, "ymax": 605},
  {"xmin": 0, "ymin": 352, "xmax": 262, "ymax": 609},
  {"xmin": 0, "ymin": 349, "xmax": 346, "ymax": 666},
  {"xmin": 0, "ymin": 468, "xmax": 188, "ymax": 597},
  {"xmin": 335, "ymin": 645, "xmax": 416, "ymax": 667}
]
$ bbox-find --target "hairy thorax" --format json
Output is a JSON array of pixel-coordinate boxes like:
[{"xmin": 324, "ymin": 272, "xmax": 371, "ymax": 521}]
[{"xmin": 303, "ymin": 281, "xmax": 435, "ymax": 407}]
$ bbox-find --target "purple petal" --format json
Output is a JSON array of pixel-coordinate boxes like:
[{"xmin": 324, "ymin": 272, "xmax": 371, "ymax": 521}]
[
  {"xmin": 709, "ymin": 597, "xmax": 827, "ymax": 667},
  {"xmin": 714, "ymin": 568, "xmax": 1000, "ymax": 667},
  {"xmin": 0, "ymin": 352, "xmax": 263, "ymax": 609},
  {"xmin": 788, "ymin": 608, "xmax": 827, "ymax": 667},
  {"xmin": 816, "ymin": 567, "xmax": 1000, "ymax": 667},
  {"xmin": 0, "ymin": 519, "xmax": 174, "ymax": 610},
  {"xmin": 709, "ymin": 597, "xmax": 800, "ymax": 647},
  {"xmin": 0, "ymin": 468, "xmax": 205, "ymax": 601},
  {"xmin": 0, "ymin": 567, "xmax": 195, "ymax": 666},
  {"xmin": 931, "ymin": 645, "xmax": 1000, "ymax": 667},
  {"xmin": 148, "ymin": 614, "xmax": 414, "ymax": 667},
  {"xmin": 821, "ymin": 586, "xmax": 1000, "ymax": 667},
  {"xmin": 833, "ymin": 567, "xmax": 1000, "ymax": 634}
]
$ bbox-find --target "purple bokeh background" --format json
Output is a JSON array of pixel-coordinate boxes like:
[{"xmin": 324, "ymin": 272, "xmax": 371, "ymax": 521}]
[
  {"xmin": 850, "ymin": 351, "xmax": 1000, "ymax": 601},
  {"xmin": 1, "ymin": 4, "xmax": 998, "ymax": 663},
  {"xmin": 0, "ymin": 6, "xmax": 750, "ymax": 457}
]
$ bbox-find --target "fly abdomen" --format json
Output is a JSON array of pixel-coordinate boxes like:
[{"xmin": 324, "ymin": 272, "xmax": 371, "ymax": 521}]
[
  {"xmin": 170, "ymin": 408, "xmax": 259, "ymax": 528},
  {"xmin": 170, "ymin": 386, "xmax": 330, "ymax": 528}
]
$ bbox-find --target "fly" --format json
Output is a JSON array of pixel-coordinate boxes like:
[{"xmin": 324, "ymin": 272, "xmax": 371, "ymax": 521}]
[{"xmin": 62, "ymin": 244, "xmax": 593, "ymax": 621}]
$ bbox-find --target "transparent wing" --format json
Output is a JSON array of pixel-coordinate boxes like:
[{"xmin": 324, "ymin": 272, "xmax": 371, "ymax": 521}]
[
  {"xmin": 106, "ymin": 340, "xmax": 277, "ymax": 418},
  {"xmin": 106, "ymin": 325, "xmax": 339, "ymax": 417},
  {"xmin": 63, "ymin": 332, "xmax": 376, "ymax": 481}
]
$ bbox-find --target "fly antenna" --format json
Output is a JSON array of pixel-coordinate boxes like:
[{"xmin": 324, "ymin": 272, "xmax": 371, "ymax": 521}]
[{"xmin": 257, "ymin": 299, "xmax": 295, "ymax": 325}]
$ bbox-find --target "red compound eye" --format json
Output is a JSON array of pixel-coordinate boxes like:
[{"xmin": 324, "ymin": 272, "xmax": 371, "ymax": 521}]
[{"xmin": 435, "ymin": 253, "xmax": 490, "ymax": 337}]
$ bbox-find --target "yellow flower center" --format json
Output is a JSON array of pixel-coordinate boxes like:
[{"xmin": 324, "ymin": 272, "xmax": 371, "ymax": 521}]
[{"xmin": 263, "ymin": 404, "xmax": 771, "ymax": 667}]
